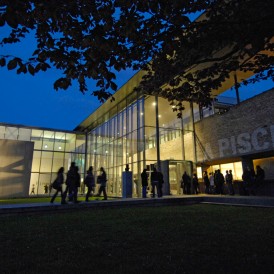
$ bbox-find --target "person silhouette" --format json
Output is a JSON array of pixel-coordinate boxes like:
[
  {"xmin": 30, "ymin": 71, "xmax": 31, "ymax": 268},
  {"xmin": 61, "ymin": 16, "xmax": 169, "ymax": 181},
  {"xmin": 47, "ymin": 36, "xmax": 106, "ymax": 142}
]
[
  {"xmin": 203, "ymin": 171, "xmax": 210, "ymax": 194},
  {"xmin": 141, "ymin": 168, "xmax": 148, "ymax": 198},
  {"xmin": 30, "ymin": 184, "xmax": 35, "ymax": 195},
  {"xmin": 85, "ymin": 166, "xmax": 95, "ymax": 202},
  {"xmin": 225, "ymin": 170, "xmax": 235, "ymax": 195},
  {"xmin": 150, "ymin": 167, "xmax": 158, "ymax": 198},
  {"xmin": 96, "ymin": 167, "xmax": 108, "ymax": 200},
  {"xmin": 50, "ymin": 167, "xmax": 67, "ymax": 204},
  {"xmin": 182, "ymin": 171, "xmax": 191, "ymax": 194},
  {"xmin": 192, "ymin": 173, "xmax": 199, "ymax": 194}
]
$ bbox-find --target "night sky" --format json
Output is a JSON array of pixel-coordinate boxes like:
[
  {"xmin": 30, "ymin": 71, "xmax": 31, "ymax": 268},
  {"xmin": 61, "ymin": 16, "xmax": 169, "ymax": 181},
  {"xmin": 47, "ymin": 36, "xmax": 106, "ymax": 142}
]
[
  {"xmin": 0, "ymin": 27, "xmax": 135, "ymax": 130},
  {"xmin": 0, "ymin": 63, "xmax": 135, "ymax": 131}
]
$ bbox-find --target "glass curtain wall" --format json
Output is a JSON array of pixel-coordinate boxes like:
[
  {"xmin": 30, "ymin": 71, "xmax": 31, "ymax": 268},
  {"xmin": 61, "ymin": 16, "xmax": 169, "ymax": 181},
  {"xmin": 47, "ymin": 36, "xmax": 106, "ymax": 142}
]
[
  {"xmin": 87, "ymin": 94, "xmax": 145, "ymax": 197},
  {"xmin": 144, "ymin": 96, "xmax": 189, "ymax": 164},
  {"xmin": 86, "ymin": 93, "xmax": 197, "ymax": 197},
  {"xmin": 30, "ymin": 130, "xmax": 86, "ymax": 195},
  {"xmin": 0, "ymin": 124, "xmax": 86, "ymax": 195}
]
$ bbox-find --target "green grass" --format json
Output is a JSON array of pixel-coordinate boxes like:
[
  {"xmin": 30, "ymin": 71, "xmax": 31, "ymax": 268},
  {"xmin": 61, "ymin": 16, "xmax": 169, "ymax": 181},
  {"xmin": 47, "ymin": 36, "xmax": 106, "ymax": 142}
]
[
  {"xmin": 0, "ymin": 197, "xmax": 51, "ymax": 204},
  {"xmin": 0, "ymin": 196, "xmax": 108, "ymax": 204},
  {"xmin": 1, "ymin": 204, "xmax": 274, "ymax": 274}
]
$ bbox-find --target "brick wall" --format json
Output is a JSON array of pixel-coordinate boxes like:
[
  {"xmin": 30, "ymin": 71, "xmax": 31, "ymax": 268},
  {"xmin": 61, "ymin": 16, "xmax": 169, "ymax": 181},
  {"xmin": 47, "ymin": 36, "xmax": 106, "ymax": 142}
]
[{"xmin": 195, "ymin": 89, "xmax": 274, "ymax": 162}]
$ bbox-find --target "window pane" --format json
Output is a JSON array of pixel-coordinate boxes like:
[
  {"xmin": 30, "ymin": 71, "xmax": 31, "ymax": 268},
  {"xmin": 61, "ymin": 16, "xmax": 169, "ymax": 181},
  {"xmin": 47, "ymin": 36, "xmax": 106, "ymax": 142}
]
[
  {"xmin": 18, "ymin": 128, "xmax": 31, "ymax": 141},
  {"xmin": 65, "ymin": 133, "xmax": 76, "ymax": 152},
  {"xmin": 42, "ymin": 131, "xmax": 55, "ymax": 150},
  {"xmin": 144, "ymin": 97, "xmax": 156, "ymax": 127},
  {"xmin": 40, "ymin": 151, "xmax": 53, "ymax": 172},
  {"xmin": 76, "ymin": 134, "xmax": 86, "ymax": 153},
  {"xmin": 5, "ymin": 127, "xmax": 18, "ymax": 140},
  {"xmin": 52, "ymin": 152, "xmax": 65, "ymax": 172},
  {"xmin": 31, "ymin": 129, "xmax": 43, "ymax": 150},
  {"xmin": 32, "ymin": 151, "xmax": 41, "ymax": 172},
  {"xmin": 54, "ymin": 132, "xmax": 66, "ymax": 151}
]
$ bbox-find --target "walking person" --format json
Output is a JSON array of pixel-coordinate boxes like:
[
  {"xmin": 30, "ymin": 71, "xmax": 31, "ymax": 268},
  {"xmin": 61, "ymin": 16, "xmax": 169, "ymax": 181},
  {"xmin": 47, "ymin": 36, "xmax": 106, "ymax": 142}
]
[
  {"xmin": 209, "ymin": 172, "xmax": 215, "ymax": 194},
  {"xmin": 44, "ymin": 184, "xmax": 49, "ymax": 194},
  {"xmin": 242, "ymin": 167, "xmax": 253, "ymax": 195},
  {"xmin": 255, "ymin": 165, "xmax": 265, "ymax": 191},
  {"xmin": 150, "ymin": 167, "xmax": 159, "ymax": 198},
  {"xmin": 215, "ymin": 169, "xmax": 225, "ymax": 194},
  {"xmin": 182, "ymin": 171, "xmax": 191, "ymax": 194},
  {"xmin": 50, "ymin": 167, "xmax": 67, "ymax": 204},
  {"xmin": 203, "ymin": 171, "xmax": 210, "ymax": 194},
  {"xmin": 141, "ymin": 168, "xmax": 148, "ymax": 198},
  {"xmin": 85, "ymin": 166, "xmax": 95, "ymax": 202},
  {"xmin": 192, "ymin": 173, "xmax": 199, "ymax": 194},
  {"xmin": 63, "ymin": 162, "xmax": 76, "ymax": 202},
  {"xmin": 157, "ymin": 169, "xmax": 164, "ymax": 198},
  {"xmin": 30, "ymin": 184, "xmax": 35, "ymax": 195},
  {"xmin": 96, "ymin": 167, "xmax": 108, "ymax": 200},
  {"xmin": 225, "ymin": 170, "xmax": 235, "ymax": 195}
]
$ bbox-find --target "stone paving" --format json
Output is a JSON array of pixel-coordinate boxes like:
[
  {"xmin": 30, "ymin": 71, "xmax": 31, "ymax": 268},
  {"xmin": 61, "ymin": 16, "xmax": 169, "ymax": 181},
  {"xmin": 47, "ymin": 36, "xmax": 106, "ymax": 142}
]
[{"xmin": 1, "ymin": 195, "xmax": 274, "ymax": 215}]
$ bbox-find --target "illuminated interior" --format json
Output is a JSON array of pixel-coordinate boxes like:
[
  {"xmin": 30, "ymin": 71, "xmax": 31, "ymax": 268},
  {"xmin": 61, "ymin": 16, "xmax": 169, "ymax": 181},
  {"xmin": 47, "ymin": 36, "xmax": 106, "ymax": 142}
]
[{"xmin": 0, "ymin": 125, "xmax": 85, "ymax": 195}]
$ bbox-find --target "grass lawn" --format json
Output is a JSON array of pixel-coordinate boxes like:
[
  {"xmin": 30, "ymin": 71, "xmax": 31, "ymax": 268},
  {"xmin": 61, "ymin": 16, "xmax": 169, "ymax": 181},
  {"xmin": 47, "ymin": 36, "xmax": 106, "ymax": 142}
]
[
  {"xmin": 0, "ymin": 196, "xmax": 107, "ymax": 205},
  {"xmin": 1, "ymin": 204, "xmax": 274, "ymax": 274}
]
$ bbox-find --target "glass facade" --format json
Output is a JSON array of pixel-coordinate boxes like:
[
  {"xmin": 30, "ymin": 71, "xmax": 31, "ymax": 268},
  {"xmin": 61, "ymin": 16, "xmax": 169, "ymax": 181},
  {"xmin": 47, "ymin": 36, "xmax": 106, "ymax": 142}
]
[
  {"xmin": 85, "ymin": 91, "xmax": 199, "ymax": 197},
  {"xmin": 0, "ymin": 92, "xmax": 253, "ymax": 198},
  {"xmin": 0, "ymin": 124, "xmax": 86, "ymax": 195}
]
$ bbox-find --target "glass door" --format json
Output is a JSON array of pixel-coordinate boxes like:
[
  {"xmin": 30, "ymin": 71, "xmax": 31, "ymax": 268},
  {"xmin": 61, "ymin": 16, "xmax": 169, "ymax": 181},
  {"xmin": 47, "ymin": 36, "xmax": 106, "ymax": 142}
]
[{"xmin": 160, "ymin": 160, "xmax": 193, "ymax": 195}]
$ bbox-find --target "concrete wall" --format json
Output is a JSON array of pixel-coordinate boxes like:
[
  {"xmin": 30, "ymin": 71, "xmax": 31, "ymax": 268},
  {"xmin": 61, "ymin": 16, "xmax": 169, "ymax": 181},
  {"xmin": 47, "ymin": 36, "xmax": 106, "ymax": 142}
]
[
  {"xmin": 0, "ymin": 139, "xmax": 34, "ymax": 198},
  {"xmin": 195, "ymin": 89, "xmax": 274, "ymax": 163}
]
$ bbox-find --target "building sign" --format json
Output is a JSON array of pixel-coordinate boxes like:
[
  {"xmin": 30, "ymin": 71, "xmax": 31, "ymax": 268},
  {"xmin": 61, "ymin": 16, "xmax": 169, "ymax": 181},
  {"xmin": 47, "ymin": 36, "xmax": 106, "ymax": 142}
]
[{"xmin": 218, "ymin": 125, "xmax": 274, "ymax": 157}]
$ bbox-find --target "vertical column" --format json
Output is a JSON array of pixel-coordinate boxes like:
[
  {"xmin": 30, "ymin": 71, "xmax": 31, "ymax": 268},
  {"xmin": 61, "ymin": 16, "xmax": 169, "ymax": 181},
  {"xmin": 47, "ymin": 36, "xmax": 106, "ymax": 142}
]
[
  {"xmin": 141, "ymin": 97, "xmax": 146, "ymax": 174},
  {"xmin": 190, "ymin": 101, "xmax": 197, "ymax": 164},
  {"xmin": 155, "ymin": 95, "xmax": 161, "ymax": 171},
  {"xmin": 136, "ymin": 97, "xmax": 142, "ymax": 198},
  {"xmin": 180, "ymin": 106, "xmax": 185, "ymax": 160},
  {"xmin": 84, "ymin": 131, "xmax": 88, "ymax": 177}
]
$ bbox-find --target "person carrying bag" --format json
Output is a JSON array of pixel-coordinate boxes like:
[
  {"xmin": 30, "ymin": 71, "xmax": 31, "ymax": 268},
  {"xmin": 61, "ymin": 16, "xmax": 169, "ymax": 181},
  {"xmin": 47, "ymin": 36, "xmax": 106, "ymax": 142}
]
[{"xmin": 50, "ymin": 167, "xmax": 67, "ymax": 204}]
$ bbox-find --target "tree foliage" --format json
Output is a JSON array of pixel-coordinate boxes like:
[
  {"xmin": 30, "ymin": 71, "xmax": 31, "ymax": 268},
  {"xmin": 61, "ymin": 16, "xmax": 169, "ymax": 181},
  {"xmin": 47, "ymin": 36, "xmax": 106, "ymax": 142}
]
[
  {"xmin": 0, "ymin": 0, "xmax": 273, "ymax": 107},
  {"xmin": 135, "ymin": 0, "xmax": 274, "ymax": 114}
]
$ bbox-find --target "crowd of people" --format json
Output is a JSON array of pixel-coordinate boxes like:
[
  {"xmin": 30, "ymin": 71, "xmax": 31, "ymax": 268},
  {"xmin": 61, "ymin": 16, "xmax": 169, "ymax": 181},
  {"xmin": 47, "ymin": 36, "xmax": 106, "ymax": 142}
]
[
  {"xmin": 141, "ymin": 167, "xmax": 164, "ymax": 198},
  {"xmin": 180, "ymin": 165, "xmax": 265, "ymax": 196},
  {"xmin": 50, "ymin": 163, "xmax": 108, "ymax": 204},
  {"xmin": 241, "ymin": 165, "xmax": 265, "ymax": 196},
  {"xmin": 49, "ymin": 163, "xmax": 265, "ymax": 202}
]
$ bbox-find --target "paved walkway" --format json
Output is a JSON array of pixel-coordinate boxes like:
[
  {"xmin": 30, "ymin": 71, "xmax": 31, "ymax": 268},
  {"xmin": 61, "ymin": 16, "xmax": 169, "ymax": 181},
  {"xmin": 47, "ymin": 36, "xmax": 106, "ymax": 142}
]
[{"xmin": 1, "ymin": 195, "xmax": 274, "ymax": 215}]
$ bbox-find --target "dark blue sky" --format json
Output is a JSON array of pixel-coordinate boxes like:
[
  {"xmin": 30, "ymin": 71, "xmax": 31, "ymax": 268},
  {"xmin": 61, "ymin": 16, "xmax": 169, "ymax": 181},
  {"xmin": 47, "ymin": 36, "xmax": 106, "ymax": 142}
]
[
  {"xmin": 0, "ymin": 27, "xmax": 272, "ymax": 131},
  {"xmin": 0, "ymin": 64, "xmax": 135, "ymax": 131},
  {"xmin": 0, "ymin": 27, "xmax": 136, "ymax": 130}
]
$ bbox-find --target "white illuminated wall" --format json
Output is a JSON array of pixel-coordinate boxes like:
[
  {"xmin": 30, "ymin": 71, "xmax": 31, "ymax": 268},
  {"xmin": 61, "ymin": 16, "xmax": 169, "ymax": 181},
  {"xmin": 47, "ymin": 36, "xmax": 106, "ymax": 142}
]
[{"xmin": 0, "ymin": 139, "xmax": 34, "ymax": 198}]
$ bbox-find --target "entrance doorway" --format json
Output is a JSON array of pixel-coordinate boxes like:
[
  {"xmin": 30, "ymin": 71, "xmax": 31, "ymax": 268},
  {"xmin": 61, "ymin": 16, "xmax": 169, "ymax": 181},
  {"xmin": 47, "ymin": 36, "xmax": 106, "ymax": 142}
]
[{"xmin": 160, "ymin": 160, "xmax": 193, "ymax": 195}]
